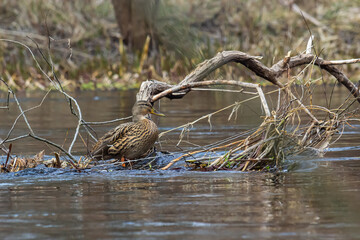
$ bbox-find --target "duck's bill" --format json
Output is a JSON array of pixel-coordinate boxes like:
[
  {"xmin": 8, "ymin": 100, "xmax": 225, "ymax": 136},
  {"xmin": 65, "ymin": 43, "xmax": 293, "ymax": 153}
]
[{"xmin": 150, "ymin": 108, "xmax": 165, "ymax": 117}]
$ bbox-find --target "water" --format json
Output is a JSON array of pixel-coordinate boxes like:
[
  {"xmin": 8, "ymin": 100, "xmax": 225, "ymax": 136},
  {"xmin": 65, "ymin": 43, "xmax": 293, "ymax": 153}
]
[{"xmin": 0, "ymin": 87, "xmax": 360, "ymax": 239}]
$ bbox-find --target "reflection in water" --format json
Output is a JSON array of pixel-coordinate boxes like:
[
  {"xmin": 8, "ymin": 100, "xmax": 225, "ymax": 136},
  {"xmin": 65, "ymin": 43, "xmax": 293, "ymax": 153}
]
[
  {"xmin": 1, "ymin": 166, "xmax": 360, "ymax": 239},
  {"xmin": 0, "ymin": 88, "xmax": 360, "ymax": 239}
]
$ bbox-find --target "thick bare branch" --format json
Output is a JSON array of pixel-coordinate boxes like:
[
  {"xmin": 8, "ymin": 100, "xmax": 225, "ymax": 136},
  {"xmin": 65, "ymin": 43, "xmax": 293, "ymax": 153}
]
[
  {"xmin": 180, "ymin": 51, "xmax": 264, "ymax": 85},
  {"xmin": 138, "ymin": 51, "xmax": 360, "ymax": 106},
  {"xmin": 137, "ymin": 79, "xmax": 187, "ymax": 101}
]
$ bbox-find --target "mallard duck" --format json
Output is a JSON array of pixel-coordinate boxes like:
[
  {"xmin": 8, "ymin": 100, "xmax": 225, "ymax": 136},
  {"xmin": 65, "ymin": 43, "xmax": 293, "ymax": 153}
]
[{"xmin": 91, "ymin": 100, "xmax": 164, "ymax": 161}]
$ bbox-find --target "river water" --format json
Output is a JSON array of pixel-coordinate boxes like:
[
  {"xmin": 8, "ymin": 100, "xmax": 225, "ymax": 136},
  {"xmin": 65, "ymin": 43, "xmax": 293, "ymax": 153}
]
[{"xmin": 0, "ymin": 87, "xmax": 360, "ymax": 239}]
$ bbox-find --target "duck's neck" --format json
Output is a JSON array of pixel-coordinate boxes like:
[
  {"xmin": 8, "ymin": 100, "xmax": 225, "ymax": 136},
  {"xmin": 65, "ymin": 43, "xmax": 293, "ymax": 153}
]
[{"xmin": 132, "ymin": 114, "xmax": 149, "ymax": 122}]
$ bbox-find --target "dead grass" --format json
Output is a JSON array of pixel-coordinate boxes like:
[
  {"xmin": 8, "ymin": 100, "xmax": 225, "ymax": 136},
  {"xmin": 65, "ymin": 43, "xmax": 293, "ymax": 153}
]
[{"xmin": 0, "ymin": 0, "xmax": 360, "ymax": 91}]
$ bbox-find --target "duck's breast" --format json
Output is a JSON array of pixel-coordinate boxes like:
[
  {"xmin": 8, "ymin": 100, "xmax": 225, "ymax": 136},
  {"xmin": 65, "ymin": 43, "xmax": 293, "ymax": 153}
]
[{"xmin": 123, "ymin": 119, "xmax": 159, "ymax": 159}]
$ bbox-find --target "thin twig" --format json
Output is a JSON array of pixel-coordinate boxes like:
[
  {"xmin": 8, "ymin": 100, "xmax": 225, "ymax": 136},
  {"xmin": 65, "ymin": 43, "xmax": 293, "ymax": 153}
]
[
  {"xmin": 0, "ymin": 38, "xmax": 90, "ymax": 157},
  {"xmin": 192, "ymin": 88, "xmax": 244, "ymax": 93},
  {"xmin": 28, "ymin": 134, "xmax": 77, "ymax": 166},
  {"xmin": 1, "ymin": 89, "xmax": 51, "ymax": 144},
  {"xmin": 0, "ymin": 28, "xmax": 92, "ymax": 59},
  {"xmin": 4, "ymin": 143, "xmax": 12, "ymax": 170},
  {"xmin": 0, "ymin": 90, "xmax": 10, "ymax": 109},
  {"xmin": 85, "ymin": 116, "xmax": 132, "ymax": 125},
  {"xmin": 321, "ymin": 59, "xmax": 360, "ymax": 65},
  {"xmin": 0, "ymin": 77, "xmax": 34, "ymax": 135},
  {"xmin": 152, "ymin": 80, "xmax": 271, "ymax": 117}
]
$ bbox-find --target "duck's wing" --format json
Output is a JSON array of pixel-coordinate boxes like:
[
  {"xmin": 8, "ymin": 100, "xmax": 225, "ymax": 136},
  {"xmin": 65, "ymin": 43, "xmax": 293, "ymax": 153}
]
[
  {"xmin": 108, "ymin": 119, "xmax": 158, "ymax": 159},
  {"xmin": 91, "ymin": 122, "xmax": 133, "ymax": 158}
]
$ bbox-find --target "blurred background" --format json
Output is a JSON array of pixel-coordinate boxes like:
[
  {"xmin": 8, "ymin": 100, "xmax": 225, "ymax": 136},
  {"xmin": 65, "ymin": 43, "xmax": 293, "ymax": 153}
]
[{"xmin": 0, "ymin": 0, "xmax": 359, "ymax": 91}]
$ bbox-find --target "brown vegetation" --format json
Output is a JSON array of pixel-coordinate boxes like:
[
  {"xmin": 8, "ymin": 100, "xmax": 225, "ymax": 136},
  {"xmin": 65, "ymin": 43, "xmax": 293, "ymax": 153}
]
[{"xmin": 1, "ymin": 0, "xmax": 360, "ymax": 91}]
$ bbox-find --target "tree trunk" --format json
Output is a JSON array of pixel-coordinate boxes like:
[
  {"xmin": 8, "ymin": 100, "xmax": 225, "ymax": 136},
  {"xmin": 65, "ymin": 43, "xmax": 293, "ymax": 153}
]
[{"xmin": 111, "ymin": 0, "xmax": 158, "ymax": 51}]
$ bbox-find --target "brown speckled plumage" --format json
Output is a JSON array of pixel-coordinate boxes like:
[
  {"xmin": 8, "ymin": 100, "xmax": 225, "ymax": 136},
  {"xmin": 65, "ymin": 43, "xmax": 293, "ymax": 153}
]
[{"xmin": 91, "ymin": 101, "xmax": 162, "ymax": 160}]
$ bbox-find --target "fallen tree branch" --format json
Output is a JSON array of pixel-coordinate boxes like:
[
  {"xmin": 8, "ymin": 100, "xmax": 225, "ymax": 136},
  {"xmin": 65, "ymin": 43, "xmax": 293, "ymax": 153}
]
[
  {"xmin": 137, "ymin": 51, "xmax": 360, "ymax": 108},
  {"xmin": 136, "ymin": 49, "xmax": 360, "ymax": 171}
]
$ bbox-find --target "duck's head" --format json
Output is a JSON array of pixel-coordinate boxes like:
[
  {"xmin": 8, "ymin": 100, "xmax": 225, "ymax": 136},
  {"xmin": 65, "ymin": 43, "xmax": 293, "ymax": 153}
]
[{"xmin": 132, "ymin": 100, "xmax": 165, "ymax": 121}]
